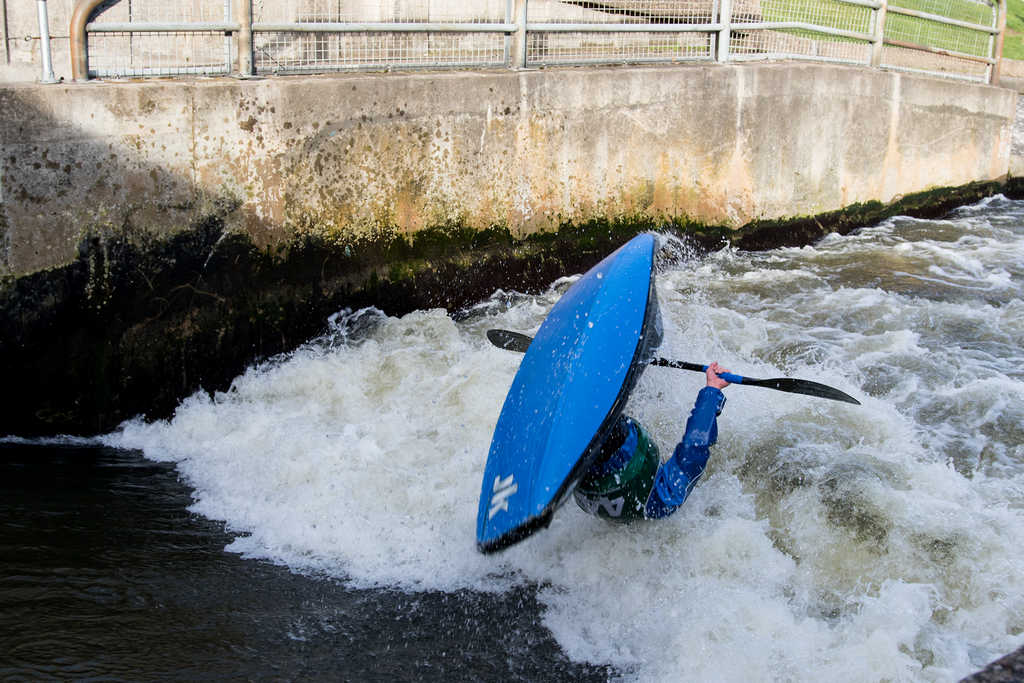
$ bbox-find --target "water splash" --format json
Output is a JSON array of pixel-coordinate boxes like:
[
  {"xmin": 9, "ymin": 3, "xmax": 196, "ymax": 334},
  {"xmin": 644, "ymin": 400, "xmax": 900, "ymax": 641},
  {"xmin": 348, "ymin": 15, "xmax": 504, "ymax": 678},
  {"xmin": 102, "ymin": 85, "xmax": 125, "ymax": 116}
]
[{"xmin": 105, "ymin": 197, "xmax": 1024, "ymax": 681}]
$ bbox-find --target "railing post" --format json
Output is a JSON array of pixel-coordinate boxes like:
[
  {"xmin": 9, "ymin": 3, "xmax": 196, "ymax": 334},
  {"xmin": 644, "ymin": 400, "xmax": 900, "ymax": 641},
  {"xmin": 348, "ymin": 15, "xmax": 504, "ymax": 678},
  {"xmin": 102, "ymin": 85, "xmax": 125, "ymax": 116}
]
[
  {"xmin": 511, "ymin": 0, "xmax": 528, "ymax": 68},
  {"xmin": 2, "ymin": 0, "xmax": 10, "ymax": 65},
  {"xmin": 990, "ymin": 0, "xmax": 1007, "ymax": 85},
  {"xmin": 235, "ymin": 0, "xmax": 253, "ymax": 76},
  {"xmin": 870, "ymin": 0, "xmax": 888, "ymax": 67},
  {"xmin": 36, "ymin": 0, "xmax": 57, "ymax": 82},
  {"xmin": 717, "ymin": 0, "xmax": 732, "ymax": 62}
]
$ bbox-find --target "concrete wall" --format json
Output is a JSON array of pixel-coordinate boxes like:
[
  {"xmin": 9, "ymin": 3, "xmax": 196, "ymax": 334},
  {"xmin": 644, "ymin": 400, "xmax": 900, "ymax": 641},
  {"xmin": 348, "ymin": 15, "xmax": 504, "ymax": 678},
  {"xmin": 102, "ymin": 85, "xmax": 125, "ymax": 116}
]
[
  {"xmin": 1, "ymin": 0, "xmax": 75, "ymax": 84},
  {"xmin": 1, "ymin": 61, "xmax": 1018, "ymax": 276}
]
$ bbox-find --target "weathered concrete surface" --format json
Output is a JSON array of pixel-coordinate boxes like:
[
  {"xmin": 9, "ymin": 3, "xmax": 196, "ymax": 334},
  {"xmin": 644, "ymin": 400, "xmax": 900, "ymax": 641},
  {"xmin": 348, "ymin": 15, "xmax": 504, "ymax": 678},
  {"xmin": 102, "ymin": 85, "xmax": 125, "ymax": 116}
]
[
  {"xmin": 0, "ymin": 61, "xmax": 1020, "ymax": 437},
  {"xmin": 1011, "ymin": 95, "xmax": 1024, "ymax": 176},
  {"xmin": 1, "ymin": 62, "xmax": 1017, "ymax": 277},
  {"xmin": 0, "ymin": 0, "xmax": 74, "ymax": 84}
]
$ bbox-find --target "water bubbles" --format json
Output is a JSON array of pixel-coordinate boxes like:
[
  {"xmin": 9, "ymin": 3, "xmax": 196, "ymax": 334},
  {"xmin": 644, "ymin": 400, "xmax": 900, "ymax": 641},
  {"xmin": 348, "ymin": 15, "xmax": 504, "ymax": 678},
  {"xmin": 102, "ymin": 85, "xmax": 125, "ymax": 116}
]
[{"xmin": 107, "ymin": 198, "xmax": 1024, "ymax": 682}]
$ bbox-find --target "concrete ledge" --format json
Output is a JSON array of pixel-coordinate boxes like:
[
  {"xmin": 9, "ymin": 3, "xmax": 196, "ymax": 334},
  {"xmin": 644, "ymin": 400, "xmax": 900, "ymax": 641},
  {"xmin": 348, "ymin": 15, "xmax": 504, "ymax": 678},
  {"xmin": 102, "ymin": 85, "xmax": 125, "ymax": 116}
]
[{"xmin": 1, "ymin": 62, "xmax": 1017, "ymax": 277}]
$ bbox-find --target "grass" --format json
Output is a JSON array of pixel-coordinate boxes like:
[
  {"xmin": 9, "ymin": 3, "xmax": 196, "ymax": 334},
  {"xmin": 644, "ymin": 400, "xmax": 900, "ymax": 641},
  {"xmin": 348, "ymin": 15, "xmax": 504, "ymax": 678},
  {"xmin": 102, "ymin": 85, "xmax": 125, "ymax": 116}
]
[
  {"xmin": 756, "ymin": 0, "xmax": 998, "ymax": 58},
  {"xmin": 1004, "ymin": 0, "xmax": 1024, "ymax": 60}
]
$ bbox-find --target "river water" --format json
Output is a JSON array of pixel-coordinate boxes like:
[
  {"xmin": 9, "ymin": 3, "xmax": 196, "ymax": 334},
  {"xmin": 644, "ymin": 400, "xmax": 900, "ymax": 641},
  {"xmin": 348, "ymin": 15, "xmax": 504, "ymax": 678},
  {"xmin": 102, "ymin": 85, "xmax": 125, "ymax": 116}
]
[{"xmin": 3, "ymin": 196, "xmax": 1024, "ymax": 681}]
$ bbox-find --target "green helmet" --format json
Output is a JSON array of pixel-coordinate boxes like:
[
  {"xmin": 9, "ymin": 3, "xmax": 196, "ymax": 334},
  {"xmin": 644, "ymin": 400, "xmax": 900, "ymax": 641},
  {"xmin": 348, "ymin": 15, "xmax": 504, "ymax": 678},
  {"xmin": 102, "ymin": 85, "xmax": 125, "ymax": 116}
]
[{"xmin": 573, "ymin": 416, "xmax": 660, "ymax": 522}]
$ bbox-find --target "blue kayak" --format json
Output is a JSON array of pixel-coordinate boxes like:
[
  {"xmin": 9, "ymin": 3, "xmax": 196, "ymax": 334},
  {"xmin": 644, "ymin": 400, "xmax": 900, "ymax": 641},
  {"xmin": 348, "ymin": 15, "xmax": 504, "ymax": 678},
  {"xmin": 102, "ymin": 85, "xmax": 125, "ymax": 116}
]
[{"xmin": 476, "ymin": 233, "xmax": 662, "ymax": 553}]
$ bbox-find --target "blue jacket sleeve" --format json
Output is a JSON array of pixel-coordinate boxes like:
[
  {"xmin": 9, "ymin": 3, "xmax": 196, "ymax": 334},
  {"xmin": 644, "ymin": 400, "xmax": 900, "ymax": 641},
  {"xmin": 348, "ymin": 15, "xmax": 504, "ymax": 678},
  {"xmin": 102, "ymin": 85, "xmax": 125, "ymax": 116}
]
[{"xmin": 644, "ymin": 386, "xmax": 726, "ymax": 519}]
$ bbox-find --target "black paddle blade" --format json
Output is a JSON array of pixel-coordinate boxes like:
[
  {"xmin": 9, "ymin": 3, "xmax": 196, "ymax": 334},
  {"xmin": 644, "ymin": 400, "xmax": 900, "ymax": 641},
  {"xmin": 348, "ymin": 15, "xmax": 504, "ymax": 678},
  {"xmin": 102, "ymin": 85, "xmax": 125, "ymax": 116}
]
[
  {"xmin": 652, "ymin": 357, "xmax": 860, "ymax": 405},
  {"xmin": 742, "ymin": 377, "xmax": 861, "ymax": 405},
  {"xmin": 486, "ymin": 329, "xmax": 533, "ymax": 353}
]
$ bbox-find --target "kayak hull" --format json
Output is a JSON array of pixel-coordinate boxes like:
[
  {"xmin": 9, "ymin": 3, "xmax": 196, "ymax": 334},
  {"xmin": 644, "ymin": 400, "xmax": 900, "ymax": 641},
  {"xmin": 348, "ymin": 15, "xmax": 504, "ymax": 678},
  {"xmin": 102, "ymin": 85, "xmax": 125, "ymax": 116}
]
[{"xmin": 476, "ymin": 233, "xmax": 662, "ymax": 553}]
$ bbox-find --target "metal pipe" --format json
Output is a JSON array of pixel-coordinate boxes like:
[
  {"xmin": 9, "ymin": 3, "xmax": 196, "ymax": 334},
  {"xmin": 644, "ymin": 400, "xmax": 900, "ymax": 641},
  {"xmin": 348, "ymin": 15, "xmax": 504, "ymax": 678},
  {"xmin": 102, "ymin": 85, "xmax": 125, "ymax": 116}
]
[
  {"xmin": 825, "ymin": 0, "xmax": 883, "ymax": 9},
  {"xmin": 2, "ymin": 0, "xmax": 10, "ymax": 65},
  {"xmin": 235, "ymin": 0, "xmax": 253, "ymax": 77},
  {"xmin": 870, "ymin": 0, "xmax": 888, "ymax": 67},
  {"xmin": 252, "ymin": 22, "xmax": 516, "ymax": 33},
  {"xmin": 883, "ymin": 37, "xmax": 997, "ymax": 64},
  {"xmin": 70, "ymin": 0, "xmax": 106, "ymax": 81},
  {"xmin": 730, "ymin": 22, "xmax": 872, "ymax": 42},
  {"xmin": 717, "ymin": 0, "xmax": 732, "ymax": 62},
  {"xmin": 86, "ymin": 22, "xmax": 242, "ymax": 33},
  {"xmin": 990, "ymin": 0, "xmax": 1007, "ymax": 85},
  {"xmin": 503, "ymin": 0, "xmax": 513, "ymax": 67},
  {"xmin": 514, "ymin": 0, "xmax": 527, "ymax": 68},
  {"xmin": 526, "ymin": 22, "xmax": 722, "ymax": 33},
  {"xmin": 36, "ymin": 0, "xmax": 56, "ymax": 82}
]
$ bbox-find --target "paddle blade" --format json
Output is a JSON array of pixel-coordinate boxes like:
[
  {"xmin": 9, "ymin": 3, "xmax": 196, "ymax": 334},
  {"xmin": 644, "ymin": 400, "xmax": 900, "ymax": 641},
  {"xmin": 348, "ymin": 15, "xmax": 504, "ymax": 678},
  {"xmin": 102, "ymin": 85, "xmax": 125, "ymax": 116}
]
[
  {"xmin": 744, "ymin": 377, "xmax": 861, "ymax": 405},
  {"xmin": 486, "ymin": 329, "xmax": 533, "ymax": 353}
]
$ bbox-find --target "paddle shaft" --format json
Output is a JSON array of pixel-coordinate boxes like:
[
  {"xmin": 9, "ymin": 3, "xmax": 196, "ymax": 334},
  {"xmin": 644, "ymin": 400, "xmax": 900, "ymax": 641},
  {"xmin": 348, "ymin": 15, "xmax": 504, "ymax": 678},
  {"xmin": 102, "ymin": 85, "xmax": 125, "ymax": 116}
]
[
  {"xmin": 651, "ymin": 358, "xmax": 743, "ymax": 384},
  {"xmin": 486, "ymin": 328, "xmax": 861, "ymax": 405}
]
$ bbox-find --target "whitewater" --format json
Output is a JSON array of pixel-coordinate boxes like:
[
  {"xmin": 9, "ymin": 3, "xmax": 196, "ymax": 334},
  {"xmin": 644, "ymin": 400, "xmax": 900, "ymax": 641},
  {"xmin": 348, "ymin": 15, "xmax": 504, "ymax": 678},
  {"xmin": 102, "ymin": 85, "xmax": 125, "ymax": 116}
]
[{"xmin": 104, "ymin": 196, "xmax": 1024, "ymax": 681}]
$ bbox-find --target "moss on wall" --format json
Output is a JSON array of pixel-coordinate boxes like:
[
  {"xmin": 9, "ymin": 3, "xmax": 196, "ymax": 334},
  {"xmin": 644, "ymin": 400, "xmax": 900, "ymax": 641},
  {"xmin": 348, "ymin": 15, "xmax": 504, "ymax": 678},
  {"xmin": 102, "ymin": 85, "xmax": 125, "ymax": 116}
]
[
  {"xmin": 0, "ymin": 179, "xmax": 1016, "ymax": 436},
  {"xmin": 732, "ymin": 180, "xmax": 1012, "ymax": 250}
]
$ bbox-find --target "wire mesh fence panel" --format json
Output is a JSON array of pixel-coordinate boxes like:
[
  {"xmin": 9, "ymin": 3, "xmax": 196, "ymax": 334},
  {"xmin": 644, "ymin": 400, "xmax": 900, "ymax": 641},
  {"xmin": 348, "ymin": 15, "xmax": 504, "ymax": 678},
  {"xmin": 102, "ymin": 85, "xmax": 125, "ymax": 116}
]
[
  {"xmin": 880, "ymin": 0, "xmax": 996, "ymax": 79},
  {"xmin": 729, "ymin": 30, "xmax": 872, "ymax": 63},
  {"xmin": 879, "ymin": 43, "xmax": 990, "ymax": 79},
  {"xmin": 883, "ymin": 10, "xmax": 993, "ymax": 57},
  {"xmin": 526, "ymin": 30, "xmax": 714, "ymax": 65},
  {"xmin": 726, "ymin": 0, "xmax": 872, "ymax": 65},
  {"xmin": 524, "ymin": 0, "xmax": 717, "ymax": 66},
  {"xmin": 79, "ymin": 0, "xmax": 1004, "ymax": 82},
  {"xmin": 253, "ymin": 31, "xmax": 508, "ymax": 71},
  {"xmin": 251, "ymin": 1, "xmax": 511, "ymax": 72},
  {"xmin": 888, "ymin": 0, "xmax": 995, "ymax": 27},
  {"xmin": 252, "ymin": 0, "xmax": 510, "ymax": 24},
  {"xmin": 89, "ymin": 0, "xmax": 233, "ymax": 23},
  {"xmin": 753, "ymin": 0, "xmax": 874, "ymax": 32},
  {"xmin": 88, "ymin": 31, "xmax": 234, "ymax": 77},
  {"xmin": 525, "ymin": 0, "xmax": 717, "ymax": 24},
  {"xmin": 87, "ymin": 0, "xmax": 233, "ymax": 77}
]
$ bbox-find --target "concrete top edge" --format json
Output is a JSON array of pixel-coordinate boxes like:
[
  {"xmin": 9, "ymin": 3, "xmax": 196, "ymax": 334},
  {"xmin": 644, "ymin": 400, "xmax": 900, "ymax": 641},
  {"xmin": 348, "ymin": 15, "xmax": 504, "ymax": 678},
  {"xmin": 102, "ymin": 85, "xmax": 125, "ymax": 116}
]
[{"xmin": 1, "ymin": 60, "xmax": 1005, "ymax": 93}]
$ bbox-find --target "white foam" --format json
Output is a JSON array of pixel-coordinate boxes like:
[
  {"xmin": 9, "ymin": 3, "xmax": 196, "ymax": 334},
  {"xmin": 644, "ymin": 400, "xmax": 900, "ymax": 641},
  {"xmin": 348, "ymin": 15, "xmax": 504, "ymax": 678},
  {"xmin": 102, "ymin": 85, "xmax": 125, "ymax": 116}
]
[{"xmin": 104, "ymin": 199, "xmax": 1024, "ymax": 681}]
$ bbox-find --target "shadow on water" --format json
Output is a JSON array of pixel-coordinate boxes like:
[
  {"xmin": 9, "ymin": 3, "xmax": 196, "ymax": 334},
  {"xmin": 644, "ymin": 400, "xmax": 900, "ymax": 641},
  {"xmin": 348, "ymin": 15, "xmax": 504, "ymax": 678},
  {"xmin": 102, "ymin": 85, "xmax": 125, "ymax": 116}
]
[{"xmin": 0, "ymin": 444, "xmax": 613, "ymax": 681}]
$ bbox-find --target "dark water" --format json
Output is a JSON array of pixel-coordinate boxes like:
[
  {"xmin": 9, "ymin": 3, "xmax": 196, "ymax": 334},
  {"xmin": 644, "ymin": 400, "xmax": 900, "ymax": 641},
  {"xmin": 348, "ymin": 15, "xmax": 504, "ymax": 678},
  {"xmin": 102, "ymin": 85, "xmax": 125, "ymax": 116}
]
[{"xmin": 0, "ymin": 444, "xmax": 609, "ymax": 681}]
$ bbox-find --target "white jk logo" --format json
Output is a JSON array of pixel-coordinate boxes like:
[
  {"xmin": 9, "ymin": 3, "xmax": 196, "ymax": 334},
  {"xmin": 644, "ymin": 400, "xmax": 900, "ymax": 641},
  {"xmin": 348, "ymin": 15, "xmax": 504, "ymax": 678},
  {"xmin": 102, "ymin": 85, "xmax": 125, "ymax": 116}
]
[{"xmin": 488, "ymin": 474, "xmax": 518, "ymax": 520}]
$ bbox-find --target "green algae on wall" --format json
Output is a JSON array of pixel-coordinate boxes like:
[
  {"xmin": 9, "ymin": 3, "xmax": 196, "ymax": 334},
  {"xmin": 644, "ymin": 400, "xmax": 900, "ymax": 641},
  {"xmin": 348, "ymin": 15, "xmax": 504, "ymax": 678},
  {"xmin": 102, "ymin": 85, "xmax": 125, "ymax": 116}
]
[
  {"xmin": 0, "ymin": 178, "xmax": 1018, "ymax": 437},
  {"xmin": 732, "ymin": 180, "xmax": 1012, "ymax": 251},
  {"xmin": 0, "ymin": 211, "xmax": 666, "ymax": 436}
]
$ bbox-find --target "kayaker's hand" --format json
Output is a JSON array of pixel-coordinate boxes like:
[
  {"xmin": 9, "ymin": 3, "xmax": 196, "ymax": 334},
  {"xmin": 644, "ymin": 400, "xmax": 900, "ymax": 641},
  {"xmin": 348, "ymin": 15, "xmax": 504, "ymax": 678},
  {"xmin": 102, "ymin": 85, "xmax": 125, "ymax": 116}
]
[{"xmin": 706, "ymin": 362, "xmax": 731, "ymax": 390}]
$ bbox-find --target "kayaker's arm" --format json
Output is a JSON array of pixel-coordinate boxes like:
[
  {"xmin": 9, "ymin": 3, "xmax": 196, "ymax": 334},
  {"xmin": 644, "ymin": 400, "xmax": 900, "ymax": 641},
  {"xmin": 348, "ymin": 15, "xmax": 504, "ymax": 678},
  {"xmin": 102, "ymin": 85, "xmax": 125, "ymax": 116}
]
[{"xmin": 644, "ymin": 375, "xmax": 728, "ymax": 519}]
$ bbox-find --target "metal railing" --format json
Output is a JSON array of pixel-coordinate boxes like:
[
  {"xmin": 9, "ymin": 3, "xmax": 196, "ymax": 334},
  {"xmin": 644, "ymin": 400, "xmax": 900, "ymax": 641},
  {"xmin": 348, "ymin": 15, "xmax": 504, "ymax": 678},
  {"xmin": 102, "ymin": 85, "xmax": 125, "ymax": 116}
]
[{"xmin": 69, "ymin": 0, "xmax": 1006, "ymax": 84}]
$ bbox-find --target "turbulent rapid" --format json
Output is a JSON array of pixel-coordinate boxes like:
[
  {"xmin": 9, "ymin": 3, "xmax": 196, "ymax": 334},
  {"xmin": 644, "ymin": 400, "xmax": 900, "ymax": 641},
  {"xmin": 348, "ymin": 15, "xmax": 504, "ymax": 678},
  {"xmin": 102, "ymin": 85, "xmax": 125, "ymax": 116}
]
[{"xmin": 104, "ymin": 196, "xmax": 1024, "ymax": 681}]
